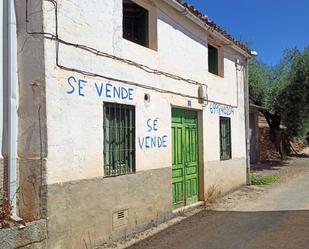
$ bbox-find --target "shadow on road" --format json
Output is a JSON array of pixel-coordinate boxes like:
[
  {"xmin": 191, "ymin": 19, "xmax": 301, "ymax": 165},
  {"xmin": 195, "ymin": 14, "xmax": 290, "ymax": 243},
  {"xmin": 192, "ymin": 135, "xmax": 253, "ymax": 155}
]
[
  {"xmin": 290, "ymin": 153, "xmax": 309, "ymax": 158},
  {"xmin": 128, "ymin": 210, "xmax": 309, "ymax": 249},
  {"xmin": 251, "ymin": 159, "xmax": 289, "ymax": 171}
]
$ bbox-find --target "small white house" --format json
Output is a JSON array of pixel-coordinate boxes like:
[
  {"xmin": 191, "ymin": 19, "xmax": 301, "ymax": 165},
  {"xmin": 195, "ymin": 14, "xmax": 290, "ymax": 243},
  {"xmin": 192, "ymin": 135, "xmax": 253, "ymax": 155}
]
[{"xmin": 1, "ymin": 0, "xmax": 252, "ymax": 248}]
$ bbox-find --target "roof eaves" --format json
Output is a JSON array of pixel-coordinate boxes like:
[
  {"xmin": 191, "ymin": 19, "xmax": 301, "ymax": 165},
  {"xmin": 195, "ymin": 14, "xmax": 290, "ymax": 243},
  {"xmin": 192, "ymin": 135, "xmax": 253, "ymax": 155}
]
[
  {"xmin": 174, "ymin": 0, "xmax": 252, "ymax": 56},
  {"xmin": 249, "ymin": 104, "xmax": 268, "ymax": 111}
]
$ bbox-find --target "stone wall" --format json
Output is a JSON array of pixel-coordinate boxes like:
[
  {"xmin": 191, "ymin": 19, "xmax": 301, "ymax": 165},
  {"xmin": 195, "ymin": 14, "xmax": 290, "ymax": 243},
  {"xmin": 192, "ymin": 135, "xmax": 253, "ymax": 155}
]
[
  {"xmin": 259, "ymin": 128, "xmax": 281, "ymax": 161},
  {"xmin": 258, "ymin": 128, "xmax": 306, "ymax": 162},
  {"xmin": 0, "ymin": 220, "xmax": 47, "ymax": 249},
  {"xmin": 0, "ymin": 157, "xmax": 3, "ymax": 206}
]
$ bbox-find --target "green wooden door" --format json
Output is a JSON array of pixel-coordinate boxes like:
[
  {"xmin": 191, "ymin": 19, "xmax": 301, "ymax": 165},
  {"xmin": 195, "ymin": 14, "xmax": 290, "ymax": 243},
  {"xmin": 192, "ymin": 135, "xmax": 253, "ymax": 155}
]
[{"xmin": 172, "ymin": 108, "xmax": 199, "ymax": 208}]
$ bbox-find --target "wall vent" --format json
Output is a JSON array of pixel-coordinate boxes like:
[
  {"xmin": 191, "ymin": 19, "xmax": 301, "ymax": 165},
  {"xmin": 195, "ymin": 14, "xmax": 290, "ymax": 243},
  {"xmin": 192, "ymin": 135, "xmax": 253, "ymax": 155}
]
[
  {"xmin": 118, "ymin": 211, "xmax": 125, "ymax": 219},
  {"xmin": 112, "ymin": 209, "xmax": 129, "ymax": 230}
]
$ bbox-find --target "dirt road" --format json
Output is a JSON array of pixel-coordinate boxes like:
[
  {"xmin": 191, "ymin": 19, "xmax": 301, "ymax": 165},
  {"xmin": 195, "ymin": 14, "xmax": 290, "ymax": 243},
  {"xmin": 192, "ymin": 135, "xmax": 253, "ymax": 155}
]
[{"xmin": 128, "ymin": 156, "xmax": 309, "ymax": 249}]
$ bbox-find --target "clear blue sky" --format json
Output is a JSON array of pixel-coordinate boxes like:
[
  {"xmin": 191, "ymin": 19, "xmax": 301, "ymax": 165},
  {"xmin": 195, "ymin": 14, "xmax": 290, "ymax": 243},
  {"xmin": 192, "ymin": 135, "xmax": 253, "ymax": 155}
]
[{"xmin": 186, "ymin": 0, "xmax": 309, "ymax": 66}]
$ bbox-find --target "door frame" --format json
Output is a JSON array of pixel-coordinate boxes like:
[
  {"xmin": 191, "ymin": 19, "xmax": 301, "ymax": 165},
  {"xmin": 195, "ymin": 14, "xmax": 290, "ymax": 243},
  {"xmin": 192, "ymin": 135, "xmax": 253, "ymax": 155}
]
[{"xmin": 171, "ymin": 107, "xmax": 204, "ymax": 208}]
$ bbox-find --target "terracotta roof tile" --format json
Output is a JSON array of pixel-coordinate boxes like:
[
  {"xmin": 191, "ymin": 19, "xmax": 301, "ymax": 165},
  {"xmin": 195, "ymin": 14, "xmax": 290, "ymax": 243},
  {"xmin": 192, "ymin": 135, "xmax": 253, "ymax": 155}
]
[{"xmin": 176, "ymin": 0, "xmax": 251, "ymax": 55}]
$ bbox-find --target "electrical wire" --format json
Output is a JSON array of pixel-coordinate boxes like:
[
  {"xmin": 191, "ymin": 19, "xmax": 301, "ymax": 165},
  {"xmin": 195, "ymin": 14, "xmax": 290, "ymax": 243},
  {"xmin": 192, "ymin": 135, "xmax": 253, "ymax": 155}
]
[
  {"xmin": 26, "ymin": 0, "xmax": 205, "ymax": 87},
  {"xmin": 25, "ymin": 0, "xmax": 243, "ymax": 108}
]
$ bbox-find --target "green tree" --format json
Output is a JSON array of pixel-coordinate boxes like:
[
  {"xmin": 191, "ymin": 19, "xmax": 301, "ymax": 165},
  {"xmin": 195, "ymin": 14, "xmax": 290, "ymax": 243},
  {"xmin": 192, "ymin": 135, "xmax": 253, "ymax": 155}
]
[
  {"xmin": 268, "ymin": 48, "xmax": 300, "ymax": 107},
  {"xmin": 248, "ymin": 58, "xmax": 271, "ymax": 106},
  {"xmin": 248, "ymin": 46, "xmax": 309, "ymax": 156},
  {"xmin": 274, "ymin": 46, "xmax": 309, "ymax": 138}
]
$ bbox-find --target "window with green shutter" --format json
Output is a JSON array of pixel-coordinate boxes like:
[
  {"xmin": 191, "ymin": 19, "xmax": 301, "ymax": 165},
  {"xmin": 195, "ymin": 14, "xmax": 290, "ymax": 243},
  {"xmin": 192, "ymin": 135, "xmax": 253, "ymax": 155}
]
[
  {"xmin": 208, "ymin": 44, "xmax": 219, "ymax": 75},
  {"xmin": 103, "ymin": 103, "xmax": 135, "ymax": 177},
  {"xmin": 123, "ymin": 0, "xmax": 149, "ymax": 48},
  {"xmin": 220, "ymin": 117, "xmax": 232, "ymax": 160}
]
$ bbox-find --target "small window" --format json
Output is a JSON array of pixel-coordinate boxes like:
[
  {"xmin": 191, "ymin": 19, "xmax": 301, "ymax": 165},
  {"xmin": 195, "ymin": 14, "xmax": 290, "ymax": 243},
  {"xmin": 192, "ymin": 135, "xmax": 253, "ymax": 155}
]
[
  {"xmin": 104, "ymin": 103, "xmax": 135, "ymax": 176},
  {"xmin": 123, "ymin": 0, "xmax": 149, "ymax": 47},
  {"xmin": 220, "ymin": 117, "xmax": 232, "ymax": 160},
  {"xmin": 208, "ymin": 44, "xmax": 219, "ymax": 75}
]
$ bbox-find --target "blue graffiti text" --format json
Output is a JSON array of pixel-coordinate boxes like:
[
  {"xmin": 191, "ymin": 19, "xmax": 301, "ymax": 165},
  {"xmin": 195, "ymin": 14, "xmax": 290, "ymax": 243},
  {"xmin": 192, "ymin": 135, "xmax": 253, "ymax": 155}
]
[
  {"xmin": 138, "ymin": 135, "xmax": 168, "ymax": 149},
  {"xmin": 209, "ymin": 103, "xmax": 235, "ymax": 116}
]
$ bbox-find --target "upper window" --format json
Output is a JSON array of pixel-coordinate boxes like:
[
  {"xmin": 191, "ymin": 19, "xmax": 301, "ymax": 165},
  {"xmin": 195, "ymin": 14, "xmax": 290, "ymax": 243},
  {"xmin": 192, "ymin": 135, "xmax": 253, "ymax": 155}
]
[
  {"xmin": 123, "ymin": 0, "xmax": 149, "ymax": 48},
  {"xmin": 220, "ymin": 117, "xmax": 232, "ymax": 160},
  {"xmin": 208, "ymin": 44, "xmax": 219, "ymax": 75},
  {"xmin": 103, "ymin": 102, "xmax": 135, "ymax": 177}
]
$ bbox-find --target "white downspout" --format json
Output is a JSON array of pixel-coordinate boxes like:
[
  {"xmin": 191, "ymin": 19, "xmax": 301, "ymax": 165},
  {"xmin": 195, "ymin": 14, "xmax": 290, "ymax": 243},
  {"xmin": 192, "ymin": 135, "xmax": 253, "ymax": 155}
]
[
  {"xmin": 4, "ymin": 0, "xmax": 20, "ymax": 220},
  {"xmin": 244, "ymin": 58, "xmax": 251, "ymax": 185},
  {"xmin": 245, "ymin": 52, "xmax": 257, "ymax": 184}
]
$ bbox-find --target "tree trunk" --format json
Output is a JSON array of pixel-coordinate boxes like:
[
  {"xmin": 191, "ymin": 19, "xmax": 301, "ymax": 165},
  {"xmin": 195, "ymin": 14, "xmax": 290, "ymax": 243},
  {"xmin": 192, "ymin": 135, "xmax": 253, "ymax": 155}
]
[{"xmin": 260, "ymin": 110, "xmax": 287, "ymax": 159}]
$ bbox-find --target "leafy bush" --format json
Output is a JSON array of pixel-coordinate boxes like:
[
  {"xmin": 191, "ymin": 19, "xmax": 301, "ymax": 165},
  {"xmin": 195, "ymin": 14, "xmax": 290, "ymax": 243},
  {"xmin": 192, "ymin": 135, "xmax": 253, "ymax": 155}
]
[{"xmin": 250, "ymin": 174, "xmax": 280, "ymax": 185}]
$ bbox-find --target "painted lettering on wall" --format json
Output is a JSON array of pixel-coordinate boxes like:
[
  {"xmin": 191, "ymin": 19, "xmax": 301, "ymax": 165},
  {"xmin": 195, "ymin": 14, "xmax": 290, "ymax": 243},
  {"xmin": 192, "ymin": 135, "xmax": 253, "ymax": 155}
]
[
  {"xmin": 66, "ymin": 76, "xmax": 134, "ymax": 101},
  {"xmin": 209, "ymin": 103, "xmax": 235, "ymax": 116},
  {"xmin": 138, "ymin": 118, "xmax": 168, "ymax": 150}
]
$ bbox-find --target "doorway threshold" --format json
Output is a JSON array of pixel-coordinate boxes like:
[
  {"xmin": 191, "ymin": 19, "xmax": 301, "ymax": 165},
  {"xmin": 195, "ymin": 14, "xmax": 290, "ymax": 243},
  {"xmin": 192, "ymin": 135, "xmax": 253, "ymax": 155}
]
[{"xmin": 173, "ymin": 201, "xmax": 204, "ymax": 214}]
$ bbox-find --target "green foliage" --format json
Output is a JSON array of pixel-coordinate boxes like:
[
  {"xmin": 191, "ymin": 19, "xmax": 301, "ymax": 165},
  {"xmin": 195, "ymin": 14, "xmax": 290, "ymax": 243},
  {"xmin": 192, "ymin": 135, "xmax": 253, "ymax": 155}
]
[
  {"xmin": 267, "ymin": 49, "xmax": 299, "ymax": 106},
  {"xmin": 249, "ymin": 59, "xmax": 271, "ymax": 106},
  {"xmin": 250, "ymin": 174, "xmax": 280, "ymax": 185},
  {"xmin": 249, "ymin": 46, "xmax": 309, "ymax": 138},
  {"xmin": 274, "ymin": 47, "xmax": 309, "ymax": 137}
]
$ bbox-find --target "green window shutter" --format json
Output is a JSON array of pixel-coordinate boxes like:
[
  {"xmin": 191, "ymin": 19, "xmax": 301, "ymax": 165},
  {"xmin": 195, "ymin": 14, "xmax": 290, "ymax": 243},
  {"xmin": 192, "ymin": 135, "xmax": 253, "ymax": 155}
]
[
  {"xmin": 220, "ymin": 117, "xmax": 232, "ymax": 160},
  {"xmin": 226, "ymin": 118, "xmax": 232, "ymax": 159},
  {"xmin": 208, "ymin": 44, "xmax": 218, "ymax": 75},
  {"xmin": 123, "ymin": 0, "xmax": 149, "ymax": 47},
  {"xmin": 104, "ymin": 103, "xmax": 135, "ymax": 176},
  {"xmin": 138, "ymin": 10, "xmax": 149, "ymax": 47}
]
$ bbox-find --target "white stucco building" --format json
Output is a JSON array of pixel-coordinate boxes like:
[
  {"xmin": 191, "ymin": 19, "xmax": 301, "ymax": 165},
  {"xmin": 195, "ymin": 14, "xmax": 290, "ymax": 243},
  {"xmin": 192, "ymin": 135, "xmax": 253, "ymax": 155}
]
[{"xmin": 1, "ymin": 0, "xmax": 252, "ymax": 248}]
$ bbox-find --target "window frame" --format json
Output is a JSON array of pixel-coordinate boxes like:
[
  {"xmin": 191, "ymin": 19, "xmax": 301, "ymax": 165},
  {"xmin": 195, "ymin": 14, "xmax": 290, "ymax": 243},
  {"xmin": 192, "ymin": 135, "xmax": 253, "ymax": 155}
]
[
  {"xmin": 208, "ymin": 44, "xmax": 219, "ymax": 75},
  {"xmin": 103, "ymin": 102, "xmax": 136, "ymax": 177},
  {"xmin": 122, "ymin": 0, "xmax": 157, "ymax": 50},
  {"xmin": 123, "ymin": 0, "xmax": 149, "ymax": 47},
  {"xmin": 219, "ymin": 116, "xmax": 232, "ymax": 160},
  {"xmin": 207, "ymin": 42, "xmax": 224, "ymax": 77}
]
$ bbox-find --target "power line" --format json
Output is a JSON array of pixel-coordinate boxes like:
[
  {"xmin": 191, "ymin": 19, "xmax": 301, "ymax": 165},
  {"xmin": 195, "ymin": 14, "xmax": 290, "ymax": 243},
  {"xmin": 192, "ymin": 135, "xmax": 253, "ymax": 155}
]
[
  {"xmin": 26, "ymin": 0, "xmax": 206, "ymax": 87},
  {"xmin": 25, "ymin": 0, "xmax": 242, "ymax": 108}
]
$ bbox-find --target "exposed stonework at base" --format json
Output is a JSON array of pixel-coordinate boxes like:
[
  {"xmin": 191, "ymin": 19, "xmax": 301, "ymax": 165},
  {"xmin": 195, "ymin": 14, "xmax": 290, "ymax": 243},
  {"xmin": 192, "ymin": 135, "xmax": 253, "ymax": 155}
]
[
  {"xmin": 0, "ymin": 157, "xmax": 3, "ymax": 206},
  {"xmin": 46, "ymin": 167, "xmax": 173, "ymax": 249},
  {"xmin": 0, "ymin": 220, "xmax": 47, "ymax": 249},
  {"xmin": 18, "ymin": 158, "xmax": 47, "ymax": 222}
]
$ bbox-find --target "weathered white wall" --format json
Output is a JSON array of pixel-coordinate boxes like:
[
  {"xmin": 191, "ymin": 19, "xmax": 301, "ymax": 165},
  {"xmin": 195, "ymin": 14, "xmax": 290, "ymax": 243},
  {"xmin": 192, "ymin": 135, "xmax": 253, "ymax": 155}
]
[
  {"xmin": 41, "ymin": 0, "xmax": 247, "ymax": 194},
  {"xmin": 14, "ymin": 0, "xmax": 48, "ymax": 220},
  {"xmin": 12, "ymin": 0, "xmax": 252, "ymax": 246}
]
